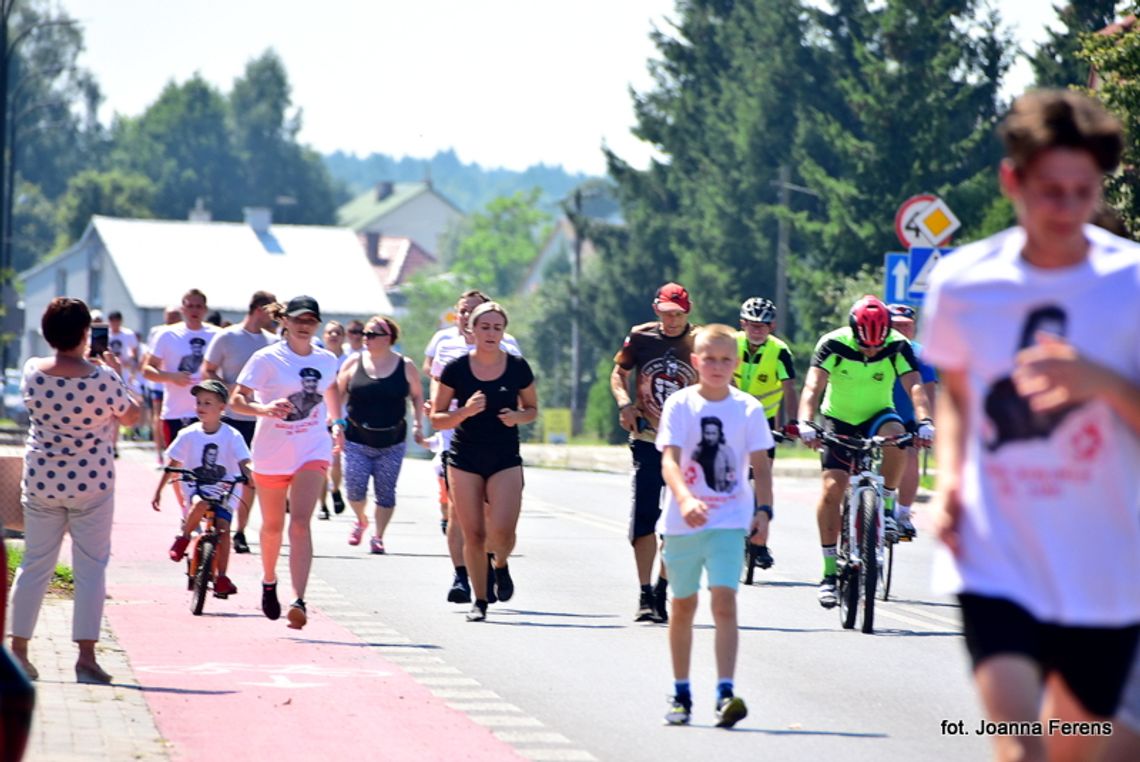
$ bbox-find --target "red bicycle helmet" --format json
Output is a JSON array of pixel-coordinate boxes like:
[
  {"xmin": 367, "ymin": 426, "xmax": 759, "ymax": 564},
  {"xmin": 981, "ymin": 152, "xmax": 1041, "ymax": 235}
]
[{"xmin": 849, "ymin": 295, "xmax": 891, "ymax": 348}]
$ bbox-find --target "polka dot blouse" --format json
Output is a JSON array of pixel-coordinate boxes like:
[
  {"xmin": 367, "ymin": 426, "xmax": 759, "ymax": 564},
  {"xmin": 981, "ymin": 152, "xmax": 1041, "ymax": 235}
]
[{"xmin": 21, "ymin": 360, "xmax": 131, "ymax": 501}]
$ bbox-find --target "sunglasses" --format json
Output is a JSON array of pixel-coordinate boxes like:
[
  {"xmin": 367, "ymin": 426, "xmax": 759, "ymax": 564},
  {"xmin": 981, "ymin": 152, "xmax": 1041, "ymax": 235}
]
[
  {"xmin": 362, "ymin": 330, "xmax": 390, "ymax": 339},
  {"xmin": 347, "ymin": 329, "xmax": 364, "ymax": 335}
]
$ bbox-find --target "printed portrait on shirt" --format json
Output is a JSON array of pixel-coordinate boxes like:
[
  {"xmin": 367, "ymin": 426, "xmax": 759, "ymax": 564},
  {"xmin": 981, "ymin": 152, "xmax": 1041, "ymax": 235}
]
[
  {"xmin": 285, "ymin": 367, "xmax": 323, "ymax": 421},
  {"xmin": 983, "ymin": 305, "xmax": 1079, "ymax": 452},
  {"xmin": 638, "ymin": 349, "xmax": 697, "ymax": 422},
  {"xmin": 177, "ymin": 337, "xmax": 208, "ymax": 373},
  {"xmin": 192, "ymin": 442, "xmax": 226, "ymax": 483},
  {"xmin": 692, "ymin": 416, "xmax": 737, "ymax": 493}
]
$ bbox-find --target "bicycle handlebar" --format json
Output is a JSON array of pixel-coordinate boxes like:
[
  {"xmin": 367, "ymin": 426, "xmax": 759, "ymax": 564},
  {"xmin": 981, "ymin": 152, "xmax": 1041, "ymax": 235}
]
[
  {"xmin": 163, "ymin": 467, "xmax": 249, "ymax": 485},
  {"xmin": 803, "ymin": 421, "xmax": 914, "ymax": 451}
]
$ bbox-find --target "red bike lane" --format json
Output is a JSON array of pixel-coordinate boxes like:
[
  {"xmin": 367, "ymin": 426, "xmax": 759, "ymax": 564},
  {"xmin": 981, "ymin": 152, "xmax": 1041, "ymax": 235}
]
[{"xmin": 104, "ymin": 457, "xmax": 522, "ymax": 761}]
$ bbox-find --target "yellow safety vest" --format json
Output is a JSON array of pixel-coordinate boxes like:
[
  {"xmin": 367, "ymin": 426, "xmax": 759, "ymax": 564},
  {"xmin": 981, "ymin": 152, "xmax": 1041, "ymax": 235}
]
[{"xmin": 734, "ymin": 332, "xmax": 788, "ymax": 419}]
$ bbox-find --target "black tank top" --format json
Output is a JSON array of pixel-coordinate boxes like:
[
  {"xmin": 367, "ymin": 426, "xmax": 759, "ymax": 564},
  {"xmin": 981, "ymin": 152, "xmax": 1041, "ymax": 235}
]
[{"xmin": 347, "ymin": 354, "xmax": 409, "ymax": 428}]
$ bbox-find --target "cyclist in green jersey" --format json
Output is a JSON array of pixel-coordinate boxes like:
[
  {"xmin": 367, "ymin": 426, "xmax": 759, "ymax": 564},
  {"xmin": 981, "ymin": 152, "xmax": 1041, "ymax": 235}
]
[
  {"xmin": 798, "ymin": 296, "xmax": 934, "ymax": 609},
  {"xmin": 733, "ymin": 297, "xmax": 799, "ymax": 569}
]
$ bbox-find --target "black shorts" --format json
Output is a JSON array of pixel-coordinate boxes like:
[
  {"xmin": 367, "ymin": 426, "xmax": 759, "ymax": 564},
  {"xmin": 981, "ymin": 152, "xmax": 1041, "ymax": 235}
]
[
  {"xmin": 766, "ymin": 416, "xmax": 777, "ymax": 460},
  {"xmin": 629, "ymin": 439, "xmax": 663, "ymax": 542},
  {"xmin": 447, "ymin": 446, "xmax": 522, "ymax": 480},
  {"xmin": 820, "ymin": 409, "xmax": 905, "ymax": 472},
  {"xmin": 959, "ymin": 593, "xmax": 1140, "ymax": 717},
  {"xmin": 222, "ymin": 417, "xmax": 257, "ymax": 447}
]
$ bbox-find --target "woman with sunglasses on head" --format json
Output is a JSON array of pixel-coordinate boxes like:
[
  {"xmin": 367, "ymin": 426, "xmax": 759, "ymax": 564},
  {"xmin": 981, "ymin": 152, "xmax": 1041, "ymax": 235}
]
[
  {"xmin": 431, "ymin": 302, "xmax": 538, "ymax": 622},
  {"xmin": 317, "ymin": 321, "xmax": 349, "ymax": 520},
  {"xmin": 337, "ymin": 316, "xmax": 423, "ymax": 554},
  {"xmin": 230, "ymin": 296, "xmax": 344, "ymax": 629}
]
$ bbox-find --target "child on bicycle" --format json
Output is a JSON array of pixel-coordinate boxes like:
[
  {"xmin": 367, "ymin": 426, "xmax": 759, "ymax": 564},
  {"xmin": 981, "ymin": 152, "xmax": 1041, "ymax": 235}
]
[
  {"xmin": 656, "ymin": 324, "xmax": 774, "ymax": 728},
  {"xmin": 152, "ymin": 379, "xmax": 251, "ymax": 597}
]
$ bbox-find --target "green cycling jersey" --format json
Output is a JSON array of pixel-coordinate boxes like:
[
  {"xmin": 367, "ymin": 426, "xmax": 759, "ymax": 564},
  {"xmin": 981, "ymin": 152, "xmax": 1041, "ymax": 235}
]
[{"xmin": 810, "ymin": 327, "xmax": 918, "ymax": 424}]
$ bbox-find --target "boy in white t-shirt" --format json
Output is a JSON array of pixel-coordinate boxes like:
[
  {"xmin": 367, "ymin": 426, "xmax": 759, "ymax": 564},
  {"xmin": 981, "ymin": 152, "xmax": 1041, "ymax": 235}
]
[
  {"xmin": 922, "ymin": 90, "xmax": 1140, "ymax": 762},
  {"xmin": 152, "ymin": 380, "xmax": 251, "ymax": 598},
  {"xmin": 655, "ymin": 324, "xmax": 774, "ymax": 728}
]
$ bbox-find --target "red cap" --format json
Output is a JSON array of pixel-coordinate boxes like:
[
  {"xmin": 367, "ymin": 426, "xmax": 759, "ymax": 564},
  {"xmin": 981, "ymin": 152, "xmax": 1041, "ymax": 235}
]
[{"xmin": 654, "ymin": 283, "xmax": 691, "ymax": 313}]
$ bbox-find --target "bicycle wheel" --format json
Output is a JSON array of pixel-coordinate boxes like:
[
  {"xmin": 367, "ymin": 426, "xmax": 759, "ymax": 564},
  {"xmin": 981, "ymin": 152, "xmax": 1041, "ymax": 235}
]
[
  {"xmin": 859, "ymin": 489, "xmax": 878, "ymax": 634},
  {"xmin": 190, "ymin": 536, "xmax": 216, "ymax": 616},
  {"xmin": 878, "ymin": 539, "xmax": 893, "ymax": 602},
  {"xmin": 838, "ymin": 499, "xmax": 858, "ymax": 630}
]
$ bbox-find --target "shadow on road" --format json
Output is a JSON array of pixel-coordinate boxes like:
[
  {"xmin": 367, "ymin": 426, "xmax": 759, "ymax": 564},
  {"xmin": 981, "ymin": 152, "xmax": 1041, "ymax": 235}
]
[
  {"xmin": 740, "ymin": 580, "xmax": 816, "ymax": 589},
  {"xmin": 868, "ymin": 628, "xmax": 959, "ymax": 638},
  {"xmin": 502, "ymin": 609, "xmax": 620, "ymax": 619},
  {"xmin": 294, "ymin": 639, "xmax": 444, "ymax": 649},
  {"xmin": 133, "ymin": 684, "xmax": 239, "ymax": 696}
]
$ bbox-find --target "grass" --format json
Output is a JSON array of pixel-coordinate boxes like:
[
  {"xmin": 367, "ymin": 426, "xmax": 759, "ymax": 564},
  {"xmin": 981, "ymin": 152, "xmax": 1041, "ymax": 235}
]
[{"xmin": 4, "ymin": 542, "xmax": 74, "ymax": 596}]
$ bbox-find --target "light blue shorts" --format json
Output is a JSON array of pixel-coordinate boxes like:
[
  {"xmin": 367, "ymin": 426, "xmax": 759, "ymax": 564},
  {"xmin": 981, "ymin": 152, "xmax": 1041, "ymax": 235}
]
[{"xmin": 662, "ymin": 528, "xmax": 747, "ymax": 599}]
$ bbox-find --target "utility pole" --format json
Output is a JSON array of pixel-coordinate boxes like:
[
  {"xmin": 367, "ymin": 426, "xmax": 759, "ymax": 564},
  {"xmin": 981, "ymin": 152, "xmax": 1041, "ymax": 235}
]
[
  {"xmin": 569, "ymin": 189, "xmax": 582, "ymax": 437},
  {"xmin": 775, "ymin": 164, "xmax": 790, "ymax": 326}
]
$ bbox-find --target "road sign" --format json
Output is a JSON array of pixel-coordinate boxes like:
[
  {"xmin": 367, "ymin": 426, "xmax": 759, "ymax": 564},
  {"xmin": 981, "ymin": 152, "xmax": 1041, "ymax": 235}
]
[
  {"xmin": 884, "ymin": 252, "xmax": 913, "ymax": 305},
  {"xmin": 907, "ymin": 247, "xmax": 952, "ymax": 299},
  {"xmin": 894, "ymin": 194, "xmax": 958, "ymax": 248}
]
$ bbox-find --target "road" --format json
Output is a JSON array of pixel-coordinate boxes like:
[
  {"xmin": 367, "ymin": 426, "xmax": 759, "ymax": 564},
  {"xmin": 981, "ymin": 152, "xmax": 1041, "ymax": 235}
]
[{"xmin": 301, "ymin": 458, "xmax": 987, "ymax": 761}]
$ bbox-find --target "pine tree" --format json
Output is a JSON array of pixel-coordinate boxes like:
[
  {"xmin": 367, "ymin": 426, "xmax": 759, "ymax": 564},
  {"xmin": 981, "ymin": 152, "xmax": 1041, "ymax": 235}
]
[{"xmin": 1031, "ymin": 1, "xmax": 1118, "ymax": 88}]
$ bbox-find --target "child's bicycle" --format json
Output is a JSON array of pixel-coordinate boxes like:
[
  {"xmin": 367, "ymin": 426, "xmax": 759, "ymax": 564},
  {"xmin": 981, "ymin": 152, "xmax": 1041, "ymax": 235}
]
[
  {"xmin": 804, "ymin": 422, "xmax": 914, "ymax": 634},
  {"xmin": 164, "ymin": 467, "xmax": 248, "ymax": 616},
  {"xmin": 743, "ymin": 428, "xmax": 789, "ymax": 585}
]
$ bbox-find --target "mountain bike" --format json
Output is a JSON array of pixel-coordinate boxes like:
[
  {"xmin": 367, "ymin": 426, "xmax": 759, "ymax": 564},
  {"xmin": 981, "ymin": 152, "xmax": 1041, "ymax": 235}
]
[
  {"xmin": 164, "ymin": 467, "xmax": 247, "ymax": 616},
  {"xmin": 805, "ymin": 422, "xmax": 913, "ymax": 634},
  {"xmin": 743, "ymin": 428, "xmax": 788, "ymax": 585}
]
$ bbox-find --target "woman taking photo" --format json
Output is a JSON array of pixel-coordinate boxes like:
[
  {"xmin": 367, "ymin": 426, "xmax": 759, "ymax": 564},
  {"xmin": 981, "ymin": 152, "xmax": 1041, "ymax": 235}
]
[
  {"xmin": 431, "ymin": 302, "xmax": 537, "ymax": 622},
  {"xmin": 337, "ymin": 316, "xmax": 423, "ymax": 554},
  {"xmin": 230, "ymin": 296, "xmax": 344, "ymax": 630},
  {"xmin": 9, "ymin": 297, "xmax": 141, "ymax": 683}
]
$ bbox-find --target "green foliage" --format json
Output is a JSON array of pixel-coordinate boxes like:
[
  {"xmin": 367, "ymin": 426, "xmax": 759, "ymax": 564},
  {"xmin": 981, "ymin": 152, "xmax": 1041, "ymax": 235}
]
[
  {"xmin": 10, "ymin": 180, "xmax": 60, "ymax": 272},
  {"xmin": 787, "ymin": 260, "xmax": 882, "ymax": 377},
  {"xmin": 1080, "ymin": 6, "xmax": 1140, "ymax": 235},
  {"xmin": 56, "ymin": 169, "xmax": 156, "ymax": 246},
  {"xmin": 583, "ymin": 356, "xmax": 625, "ymax": 444},
  {"xmin": 396, "ymin": 271, "xmax": 461, "ymax": 377},
  {"xmin": 1030, "ymin": 1, "xmax": 1118, "ymax": 88},
  {"xmin": 446, "ymin": 189, "xmax": 550, "ymax": 296}
]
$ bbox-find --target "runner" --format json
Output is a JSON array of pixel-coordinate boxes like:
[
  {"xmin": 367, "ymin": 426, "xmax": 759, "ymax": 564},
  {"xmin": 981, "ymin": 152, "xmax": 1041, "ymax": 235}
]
[
  {"xmin": 922, "ymin": 89, "xmax": 1140, "ymax": 762},
  {"xmin": 798, "ymin": 295, "xmax": 933, "ymax": 609},
  {"xmin": 230, "ymin": 296, "xmax": 345, "ymax": 630},
  {"xmin": 431, "ymin": 302, "xmax": 537, "ymax": 622},
  {"xmin": 318, "ymin": 320, "xmax": 350, "ymax": 520},
  {"xmin": 203, "ymin": 290, "xmax": 276, "ymax": 553},
  {"xmin": 610, "ymin": 282, "xmax": 698, "ymax": 623},
  {"xmin": 732, "ymin": 296, "xmax": 799, "ymax": 569},
  {"xmin": 141, "ymin": 290, "xmax": 220, "ymax": 514},
  {"xmin": 143, "ymin": 305, "xmax": 182, "ymax": 462},
  {"xmin": 107, "ymin": 310, "xmax": 140, "ymax": 456},
  {"xmin": 885, "ymin": 303, "xmax": 937, "ymax": 540},
  {"xmin": 337, "ymin": 316, "xmax": 423, "ymax": 554},
  {"xmin": 345, "ymin": 319, "xmax": 365, "ymax": 358}
]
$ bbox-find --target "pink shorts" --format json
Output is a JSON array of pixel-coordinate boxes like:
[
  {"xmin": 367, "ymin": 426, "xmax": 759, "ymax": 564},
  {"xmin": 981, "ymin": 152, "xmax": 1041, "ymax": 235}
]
[{"xmin": 253, "ymin": 460, "xmax": 329, "ymax": 490}]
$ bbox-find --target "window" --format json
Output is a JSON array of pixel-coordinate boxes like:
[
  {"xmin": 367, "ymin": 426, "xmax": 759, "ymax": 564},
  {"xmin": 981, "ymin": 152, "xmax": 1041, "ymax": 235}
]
[{"xmin": 88, "ymin": 251, "xmax": 103, "ymax": 308}]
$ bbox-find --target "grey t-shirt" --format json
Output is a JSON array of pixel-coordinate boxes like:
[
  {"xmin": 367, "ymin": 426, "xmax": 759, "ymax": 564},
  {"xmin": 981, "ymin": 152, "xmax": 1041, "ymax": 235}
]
[{"xmin": 204, "ymin": 324, "xmax": 276, "ymax": 421}]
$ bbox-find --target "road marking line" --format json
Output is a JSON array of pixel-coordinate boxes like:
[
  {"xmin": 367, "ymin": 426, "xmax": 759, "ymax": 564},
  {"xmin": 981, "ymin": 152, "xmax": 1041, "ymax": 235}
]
[
  {"xmin": 381, "ymin": 654, "xmax": 445, "ymax": 664},
  {"xmin": 876, "ymin": 606, "xmax": 952, "ymax": 632},
  {"xmin": 401, "ymin": 665, "xmax": 462, "ymax": 674},
  {"xmin": 447, "ymin": 702, "xmax": 522, "ymax": 713},
  {"xmin": 416, "ymin": 676, "xmax": 482, "ymax": 686},
  {"xmin": 430, "ymin": 688, "xmax": 501, "ymax": 699},
  {"xmin": 519, "ymin": 750, "xmax": 597, "ymax": 761},
  {"xmin": 494, "ymin": 732, "xmax": 571, "ymax": 744},
  {"xmin": 469, "ymin": 715, "xmax": 545, "ymax": 728}
]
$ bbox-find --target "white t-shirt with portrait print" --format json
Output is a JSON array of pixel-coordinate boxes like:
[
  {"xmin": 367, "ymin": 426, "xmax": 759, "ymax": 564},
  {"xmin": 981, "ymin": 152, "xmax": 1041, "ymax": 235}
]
[
  {"xmin": 920, "ymin": 223, "xmax": 1140, "ymax": 627},
  {"xmin": 164, "ymin": 421, "xmax": 250, "ymax": 510},
  {"xmin": 236, "ymin": 341, "xmax": 340, "ymax": 475},
  {"xmin": 654, "ymin": 385, "xmax": 774, "ymax": 536},
  {"xmin": 150, "ymin": 323, "xmax": 219, "ymax": 419}
]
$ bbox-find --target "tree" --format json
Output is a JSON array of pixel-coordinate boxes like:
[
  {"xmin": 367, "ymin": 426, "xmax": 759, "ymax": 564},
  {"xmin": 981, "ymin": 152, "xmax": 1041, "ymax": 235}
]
[
  {"xmin": 446, "ymin": 189, "xmax": 550, "ymax": 296},
  {"xmin": 9, "ymin": 178, "xmax": 57, "ymax": 271},
  {"xmin": 1031, "ymin": 1, "xmax": 1118, "ymax": 88},
  {"xmin": 56, "ymin": 169, "xmax": 155, "ymax": 245}
]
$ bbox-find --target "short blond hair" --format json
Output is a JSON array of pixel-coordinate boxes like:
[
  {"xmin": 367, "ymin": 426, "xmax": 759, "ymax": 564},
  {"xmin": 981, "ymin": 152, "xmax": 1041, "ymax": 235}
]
[{"xmin": 693, "ymin": 323, "xmax": 738, "ymax": 353}]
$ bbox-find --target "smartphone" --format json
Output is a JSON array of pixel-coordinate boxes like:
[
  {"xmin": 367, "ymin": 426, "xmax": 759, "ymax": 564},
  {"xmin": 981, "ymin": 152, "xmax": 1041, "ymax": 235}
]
[{"xmin": 89, "ymin": 324, "xmax": 109, "ymax": 357}]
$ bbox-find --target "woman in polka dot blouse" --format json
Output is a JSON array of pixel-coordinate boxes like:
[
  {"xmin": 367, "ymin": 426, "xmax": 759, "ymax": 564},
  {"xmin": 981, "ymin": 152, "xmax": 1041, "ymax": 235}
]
[{"xmin": 8, "ymin": 297, "xmax": 141, "ymax": 684}]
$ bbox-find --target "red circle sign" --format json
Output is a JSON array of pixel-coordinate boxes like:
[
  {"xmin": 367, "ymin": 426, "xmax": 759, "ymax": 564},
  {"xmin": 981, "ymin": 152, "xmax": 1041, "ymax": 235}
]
[{"xmin": 895, "ymin": 193, "xmax": 937, "ymax": 248}]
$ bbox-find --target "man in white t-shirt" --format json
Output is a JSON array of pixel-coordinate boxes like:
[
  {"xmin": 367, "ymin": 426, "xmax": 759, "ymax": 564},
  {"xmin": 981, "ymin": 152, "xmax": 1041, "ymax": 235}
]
[
  {"xmin": 143, "ymin": 305, "xmax": 182, "ymax": 461},
  {"xmin": 204, "ymin": 290, "xmax": 276, "ymax": 553},
  {"xmin": 921, "ymin": 90, "xmax": 1140, "ymax": 762},
  {"xmin": 143, "ymin": 289, "xmax": 220, "ymax": 508}
]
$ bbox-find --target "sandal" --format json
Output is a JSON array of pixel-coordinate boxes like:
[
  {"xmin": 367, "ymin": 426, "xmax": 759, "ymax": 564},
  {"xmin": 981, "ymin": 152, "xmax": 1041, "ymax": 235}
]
[{"xmin": 348, "ymin": 523, "xmax": 364, "ymax": 546}]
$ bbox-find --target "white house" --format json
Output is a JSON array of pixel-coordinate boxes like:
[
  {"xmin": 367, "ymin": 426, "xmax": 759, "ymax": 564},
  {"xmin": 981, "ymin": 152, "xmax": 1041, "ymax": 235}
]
[
  {"xmin": 17, "ymin": 210, "xmax": 393, "ymax": 362},
  {"xmin": 337, "ymin": 181, "xmax": 464, "ymax": 260}
]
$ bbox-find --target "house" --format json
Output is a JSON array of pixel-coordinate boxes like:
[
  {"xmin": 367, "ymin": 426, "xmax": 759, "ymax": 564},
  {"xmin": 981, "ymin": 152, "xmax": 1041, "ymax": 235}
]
[
  {"xmin": 17, "ymin": 209, "xmax": 393, "ymax": 362},
  {"xmin": 371, "ymin": 236, "xmax": 438, "ymax": 291},
  {"xmin": 520, "ymin": 183, "xmax": 623, "ymax": 294},
  {"xmin": 336, "ymin": 181, "xmax": 464, "ymax": 260}
]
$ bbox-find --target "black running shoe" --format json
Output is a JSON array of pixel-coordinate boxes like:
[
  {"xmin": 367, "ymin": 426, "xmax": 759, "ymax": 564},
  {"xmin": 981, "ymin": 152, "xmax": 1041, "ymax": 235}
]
[
  {"xmin": 755, "ymin": 545, "xmax": 774, "ymax": 569},
  {"xmin": 485, "ymin": 555, "xmax": 498, "ymax": 605},
  {"xmin": 331, "ymin": 490, "xmax": 345, "ymax": 515},
  {"xmin": 233, "ymin": 531, "xmax": 251, "ymax": 554},
  {"xmin": 653, "ymin": 586, "xmax": 669, "ymax": 624},
  {"xmin": 261, "ymin": 582, "xmax": 281, "ymax": 621},
  {"xmin": 318, "ymin": 504, "xmax": 331, "ymax": 521},
  {"xmin": 635, "ymin": 591, "xmax": 655, "ymax": 622},
  {"xmin": 494, "ymin": 564, "xmax": 514, "ymax": 602},
  {"xmin": 715, "ymin": 695, "xmax": 748, "ymax": 728},
  {"xmin": 466, "ymin": 600, "xmax": 488, "ymax": 622},
  {"xmin": 447, "ymin": 573, "xmax": 472, "ymax": 604},
  {"xmin": 665, "ymin": 695, "xmax": 692, "ymax": 725}
]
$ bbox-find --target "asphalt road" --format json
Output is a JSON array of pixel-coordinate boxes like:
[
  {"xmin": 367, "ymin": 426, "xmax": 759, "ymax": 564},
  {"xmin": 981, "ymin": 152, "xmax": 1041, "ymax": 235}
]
[{"xmin": 301, "ymin": 458, "xmax": 989, "ymax": 761}]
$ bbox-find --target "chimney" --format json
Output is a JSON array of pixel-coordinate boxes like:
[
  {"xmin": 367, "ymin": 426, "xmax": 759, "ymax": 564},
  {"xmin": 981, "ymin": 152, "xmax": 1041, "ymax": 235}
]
[
  {"xmin": 188, "ymin": 198, "xmax": 211, "ymax": 223},
  {"xmin": 364, "ymin": 232, "xmax": 381, "ymax": 264},
  {"xmin": 375, "ymin": 181, "xmax": 394, "ymax": 201},
  {"xmin": 243, "ymin": 206, "xmax": 272, "ymax": 234}
]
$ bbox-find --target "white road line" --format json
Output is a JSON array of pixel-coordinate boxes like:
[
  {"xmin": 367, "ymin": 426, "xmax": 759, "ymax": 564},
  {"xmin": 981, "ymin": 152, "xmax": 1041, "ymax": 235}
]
[
  {"xmin": 447, "ymin": 702, "xmax": 523, "ymax": 713},
  {"xmin": 430, "ymin": 688, "xmax": 501, "ymax": 699},
  {"xmin": 400, "ymin": 665, "xmax": 462, "ymax": 674},
  {"xmin": 416, "ymin": 676, "xmax": 482, "ymax": 686},
  {"xmin": 494, "ymin": 731, "xmax": 571, "ymax": 744},
  {"xmin": 469, "ymin": 715, "xmax": 545, "ymax": 728},
  {"xmin": 519, "ymin": 750, "xmax": 597, "ymax": 761}
]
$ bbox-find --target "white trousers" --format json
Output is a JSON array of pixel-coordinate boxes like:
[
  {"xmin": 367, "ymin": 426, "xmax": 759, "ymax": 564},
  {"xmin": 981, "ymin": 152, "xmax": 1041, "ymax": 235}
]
[{"xmin": 8, "ymin": 487, "xmax": 114, "ymax": 642}]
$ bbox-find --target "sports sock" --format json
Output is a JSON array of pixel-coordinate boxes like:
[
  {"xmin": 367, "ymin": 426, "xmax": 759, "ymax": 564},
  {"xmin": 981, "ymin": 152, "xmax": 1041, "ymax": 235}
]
[
  {"xmin": 717, "ymin": 679, "xmax": 734, "ymax": 700},
  {"xmin": 897, "ymin": 503, "xmax": 912, "ymax": 519},
  {"xmin": 822, "ymin": 545, "xmax": 837, "ymax": 577},
  {"xmin": 882, "ymin": 488, "xmax": 898, "ymax": 516},
  {"xmin": 674, "ymin": 680, "xmax": 691, "ymax": 702}
]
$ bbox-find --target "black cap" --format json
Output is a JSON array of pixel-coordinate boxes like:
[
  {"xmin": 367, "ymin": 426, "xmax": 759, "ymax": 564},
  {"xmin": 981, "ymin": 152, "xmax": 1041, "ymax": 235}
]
[
  {"xmin": 285, "ymin": 295, "xmax": 321, "ymax": 320},
  {"xmin": 299, "ymin": 367, "xmax": 322, "ymax": 380},
  {"xmin": 190, "ymin": 379, "xmax": 229, "ymax": 401}
]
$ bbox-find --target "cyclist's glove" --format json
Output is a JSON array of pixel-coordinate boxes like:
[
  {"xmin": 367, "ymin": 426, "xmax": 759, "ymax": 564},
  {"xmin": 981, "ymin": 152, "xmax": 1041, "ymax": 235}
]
[
  {"xmin": 781, "ymin": 421, "xmax": 800, "ymax": 439},
  {"xmin": 800, "ymin": 427, "xmax": 818, "ymax": 445},
  {"xmin": 917, "ymin": 419, "xmax": 935, "ymax": 440}
]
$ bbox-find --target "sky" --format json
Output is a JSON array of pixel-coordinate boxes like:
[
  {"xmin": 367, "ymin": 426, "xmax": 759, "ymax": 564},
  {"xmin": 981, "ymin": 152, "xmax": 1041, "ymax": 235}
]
[{"xmin": 61, "ymin": 0, "xmax": 1062, "ymax": 176}]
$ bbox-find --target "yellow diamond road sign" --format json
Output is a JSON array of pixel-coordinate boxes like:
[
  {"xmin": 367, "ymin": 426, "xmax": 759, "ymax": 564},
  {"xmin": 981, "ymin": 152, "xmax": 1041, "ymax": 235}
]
[{"xmin": 915, "ymin": 198, "xmax": 960, "ymax": 245}]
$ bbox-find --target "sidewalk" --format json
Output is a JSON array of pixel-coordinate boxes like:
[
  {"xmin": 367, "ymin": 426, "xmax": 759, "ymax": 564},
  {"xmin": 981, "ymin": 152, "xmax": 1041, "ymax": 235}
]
[{"xmin": 12, "ymin": 451, "xmax": 531, "ymax": 762}]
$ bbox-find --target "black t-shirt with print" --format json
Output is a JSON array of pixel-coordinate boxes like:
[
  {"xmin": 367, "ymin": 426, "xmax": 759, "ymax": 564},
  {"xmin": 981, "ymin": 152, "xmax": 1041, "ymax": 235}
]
[{"xmin": 440, "ymin": 353, "xmax": 534, "ymax": 448}]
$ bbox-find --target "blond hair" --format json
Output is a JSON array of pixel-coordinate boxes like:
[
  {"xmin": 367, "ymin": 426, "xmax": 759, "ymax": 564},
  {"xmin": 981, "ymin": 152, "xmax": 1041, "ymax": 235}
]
[{"xmin": 693, "ymin": 323, "xmax": 738, "ymax": 353}]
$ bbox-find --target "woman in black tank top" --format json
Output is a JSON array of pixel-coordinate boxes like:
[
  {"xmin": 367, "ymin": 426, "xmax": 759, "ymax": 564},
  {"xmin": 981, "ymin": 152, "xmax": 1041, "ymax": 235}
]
[
  {"xmin": 431, "ymin": 302, "xmax": 538, "ymax": 622},
  {"xmin": 335, "ymin": 316, "xmax": 423, "ymax": 554}
]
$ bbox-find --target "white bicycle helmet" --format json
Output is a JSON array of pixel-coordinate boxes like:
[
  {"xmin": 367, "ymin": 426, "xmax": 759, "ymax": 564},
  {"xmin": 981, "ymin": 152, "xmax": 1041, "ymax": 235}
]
[{"xmin": 740, "ymin": 297, "xmax": 776, "ymax": 323}]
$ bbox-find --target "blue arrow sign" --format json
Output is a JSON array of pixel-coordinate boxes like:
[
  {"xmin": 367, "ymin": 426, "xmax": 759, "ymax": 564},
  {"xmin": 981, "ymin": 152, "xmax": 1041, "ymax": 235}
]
[
  {"xmin": 884, "ymin": 252, "xmax": 913, "ymax": 305},
  {"xmin": 907, "ymin": 247, "xmax": 955, "ymax": 302}
]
